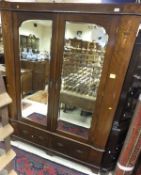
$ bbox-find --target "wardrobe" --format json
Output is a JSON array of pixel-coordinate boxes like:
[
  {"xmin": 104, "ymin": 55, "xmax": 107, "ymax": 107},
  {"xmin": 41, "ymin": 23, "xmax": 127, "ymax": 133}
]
[{"xmin": 1, "ymin": 1, "xmax": 141, "ymax": 173}]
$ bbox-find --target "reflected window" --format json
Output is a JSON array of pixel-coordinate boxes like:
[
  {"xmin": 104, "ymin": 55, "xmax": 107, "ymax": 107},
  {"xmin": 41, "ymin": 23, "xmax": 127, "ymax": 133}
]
[
  {"xmin": 19, "ymin": 20, "xmax": 52, "ymax": 126},
  {"xmin": 57, "ymin": 22, "xmax": 108, "ymax": 139}
]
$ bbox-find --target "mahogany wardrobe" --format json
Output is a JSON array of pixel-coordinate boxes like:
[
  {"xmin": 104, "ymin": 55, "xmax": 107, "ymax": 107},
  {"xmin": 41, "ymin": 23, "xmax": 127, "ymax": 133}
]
[{"xmin": 1, "ymin": 1, "xmax": 141, "ymax": 173}]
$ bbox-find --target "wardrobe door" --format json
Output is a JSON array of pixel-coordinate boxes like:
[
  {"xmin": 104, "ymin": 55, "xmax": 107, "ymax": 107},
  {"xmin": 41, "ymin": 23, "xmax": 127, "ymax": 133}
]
[
  {"xmin": 19, "ymin": 20, "xmax": 51, "ymax": 128},
  {"xmin": 11, "ymin": 12, "xmax": 58, "ymax": 129},
  {"xmin": 53, "ymin": 14, "xmax": 120, "ymax": 141}
]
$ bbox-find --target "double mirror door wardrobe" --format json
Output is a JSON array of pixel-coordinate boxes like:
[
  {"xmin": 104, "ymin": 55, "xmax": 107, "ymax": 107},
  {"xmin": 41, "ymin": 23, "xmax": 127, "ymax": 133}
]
[{"xmin": 1, "ymin": 2, "xmax": 141, "ymax": 173}]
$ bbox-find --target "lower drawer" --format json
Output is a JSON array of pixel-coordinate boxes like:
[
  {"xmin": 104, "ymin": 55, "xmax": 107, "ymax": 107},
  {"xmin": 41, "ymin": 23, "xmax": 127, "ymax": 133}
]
[
  {"xmin": 13, "ymin": 122, "xmax": 50, "ymax": 147},
  {"xmin": 51, "ymin": 136, "xmax": 90, "ymax": 161}
]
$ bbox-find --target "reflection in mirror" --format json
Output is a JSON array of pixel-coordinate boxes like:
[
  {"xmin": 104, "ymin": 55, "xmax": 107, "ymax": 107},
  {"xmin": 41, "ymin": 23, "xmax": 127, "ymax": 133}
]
[
  {"xmin": 0, "ymin": 17, "xmax": 4, "ymax": 54},
  {"xmin": 57, "ymin": 22, "xmax": 108, "ymax": 138},
  {"xmin": 19, "ymin": 20, "xmax": 52, "ymax": 126}
]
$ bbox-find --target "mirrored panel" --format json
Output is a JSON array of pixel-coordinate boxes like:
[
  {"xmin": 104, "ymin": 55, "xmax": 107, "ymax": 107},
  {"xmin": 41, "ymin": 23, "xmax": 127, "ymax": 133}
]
[
  {"xmin": 19, "ymin": 20, "xmax": 52, "ymax": 126},
  {"xmin": 57, "ymin": 22, "xmax": 108, "ymax": 138},
  {"xmin": 0, "ymin": 22, "xmax": 4, "ymax": 54}
]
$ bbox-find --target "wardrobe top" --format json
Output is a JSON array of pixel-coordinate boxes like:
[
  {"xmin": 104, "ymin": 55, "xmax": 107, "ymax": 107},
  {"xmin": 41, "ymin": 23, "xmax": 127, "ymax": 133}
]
[{"xmin": 0, "ymin": 1, "xmax": 141, "ymax": 15}]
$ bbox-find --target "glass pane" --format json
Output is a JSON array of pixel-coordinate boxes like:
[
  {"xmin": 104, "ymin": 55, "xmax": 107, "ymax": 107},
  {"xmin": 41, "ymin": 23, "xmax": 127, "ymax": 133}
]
[
  {"xmin": 57, "ymin": 22, "xmax": 108, "ymax": 138},
  {"xmin": 0, "ymin": 23, "xmax": 4, "ymax": 54},
  {"xmin": 19, "ymin": 20, "xmax": 52, "ymax": 126}
]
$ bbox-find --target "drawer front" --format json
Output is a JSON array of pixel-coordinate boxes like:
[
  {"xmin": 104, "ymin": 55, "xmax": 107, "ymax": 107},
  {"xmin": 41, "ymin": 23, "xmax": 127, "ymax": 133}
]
[
  {"xmin": 32, "ymin": 73, "xmax": 45, "ymax": 90},
  {"xmin": 34, "ymin": 61, "xmax": 47, "ymax": 74},
  {"xmin": 51, "ymin": 136, "xmax": 90, "ymax": 161},
  {"xmin": 13, "ymin": 122, "xmax": 50, "ymax": 147}
]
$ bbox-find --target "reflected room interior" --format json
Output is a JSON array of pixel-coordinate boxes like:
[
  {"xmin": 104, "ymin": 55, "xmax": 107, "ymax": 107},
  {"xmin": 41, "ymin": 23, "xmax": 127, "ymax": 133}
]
[
  {"xmin": 0, "ymin": 24, "xmax": 3, "ymax": 54},
  {"xmin": 57, "ymin": 22, "xmax": 108, "ymax": 138},
  {"xmin": 19, "ymin": 20, "xmax": 108, "ymax": 138},
  {"xmin": 20, "ymin": 20, "xmax": 52, "ymax": 126},
  {"xmin": 0, "ymin": 20, "xmax": 6, "ymax": 80}
]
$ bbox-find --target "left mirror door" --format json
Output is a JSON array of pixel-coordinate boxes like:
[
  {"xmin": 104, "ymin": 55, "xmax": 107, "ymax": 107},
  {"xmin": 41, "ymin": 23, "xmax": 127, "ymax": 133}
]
[{"xmin": 19, "ymin": 20, "xmax": 52, "ymax": 126}]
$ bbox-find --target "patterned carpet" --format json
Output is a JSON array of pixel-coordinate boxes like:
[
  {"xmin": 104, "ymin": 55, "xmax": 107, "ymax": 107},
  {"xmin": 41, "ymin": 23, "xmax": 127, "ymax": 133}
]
[
  {"xmin": 26, "ymin": 90, "xmax": 48, "ymax": 104},
  {"xmin": 14, "ymin": 146, "xmax": 87, "ymax": 175},
  {"xmin": 0, "ymin": 143, "xmax": 87, "ymax": 175},
  {"xmin": 27, "ymin": 112, "xmax": 89, "ymax": 139},
  {"xmin": 57, "ymin": 120, "xmax": 89, "ymax": 139},
  {"xmin": 27, "ymin": 113, "xmax": 47, "ymax": 126}
]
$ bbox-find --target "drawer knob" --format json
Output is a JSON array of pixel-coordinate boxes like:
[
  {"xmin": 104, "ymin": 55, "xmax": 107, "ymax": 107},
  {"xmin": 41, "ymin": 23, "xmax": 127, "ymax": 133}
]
[
  {"xmin": 76, "ymin": 149, "xmax": 83, "ymax": 154},
  {"xmin": 39, "ymin": 136, "xmax": 44, "ymax": 140},
  {"xmin": 23, "ymin": 130, "xmax": 28, "ymax": 134},
  {"xmin": 57, "ymin": 142, "xmax": 64, "ymax": 147}
]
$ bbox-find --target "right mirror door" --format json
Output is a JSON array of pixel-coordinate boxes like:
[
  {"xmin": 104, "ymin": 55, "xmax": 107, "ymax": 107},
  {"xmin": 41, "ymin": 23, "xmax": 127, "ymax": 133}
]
[{"xmin": 57, "ymin": 21, "xmax": 108, "ymax": 139}]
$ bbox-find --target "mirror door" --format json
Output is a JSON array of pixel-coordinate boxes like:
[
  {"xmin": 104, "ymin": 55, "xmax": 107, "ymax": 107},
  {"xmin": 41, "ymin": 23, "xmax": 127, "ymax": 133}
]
[
  {"xmin": 55, "ymin": 15, "xmax": 116, "ymax": 139},
  {"xmin": 57, "ymin": 21, "xmax": 108, "ymax": 139},
  {"xmin": 19, "ymin": 19, "xmax": 52, "ymax": 127}
]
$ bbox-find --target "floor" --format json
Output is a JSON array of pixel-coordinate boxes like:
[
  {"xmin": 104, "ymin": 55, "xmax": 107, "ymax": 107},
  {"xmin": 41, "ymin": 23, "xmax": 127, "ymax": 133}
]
[
  {"xmin": 11, "ymin": 140, "xmax": 113, "ymax": 175},
  {"xmin": 59, "ymin": 107, "xmax": 92, "ymax": 128},
  {"xmin": 22, "ymin": 97, "xmax": 92, "ymax": 128}
]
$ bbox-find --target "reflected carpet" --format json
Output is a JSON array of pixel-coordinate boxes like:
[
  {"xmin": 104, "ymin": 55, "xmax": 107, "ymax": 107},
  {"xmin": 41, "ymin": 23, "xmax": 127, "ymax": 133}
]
[
  {"xmin": 27, "ymin": 112, "xmax": 88, "ymax": 139},
  {"xmin": 26, "ymin": 90, "xmax": 48, "ymax": 104}
]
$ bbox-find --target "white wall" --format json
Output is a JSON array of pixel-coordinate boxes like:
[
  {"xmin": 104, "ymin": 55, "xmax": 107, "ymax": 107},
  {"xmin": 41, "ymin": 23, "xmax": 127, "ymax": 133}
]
[
  {"xmin": 35, "ymin": 0, "xmax": 102, "ymax": 2},
  {"xmin": 0, "ymin": 13, "xmax": 1, "ymax": 25},
  {"xmin": 6, "ymin": 0, "xmax": 102, "ymax": 2},
  {"xmin": 19, "ymin": 20, "xmax": 52, "ymax": 53},
  {"xmin": 41, "ymin": 26, "xmax": 52, "ymax": 53},
  {"xmin": 19, "ymin": 20, "xmax": 108, "ymax": 52},
  {"xmin": 65, "ymin": 23, "xmax": 92, "ymax": 41},
  {"xmin": 63, "ymin": 0, "xmax": 102, "ymax": 3},
  {"xmin": 65, "ymin": 22, "xmax": 108, "ymax": 47}
]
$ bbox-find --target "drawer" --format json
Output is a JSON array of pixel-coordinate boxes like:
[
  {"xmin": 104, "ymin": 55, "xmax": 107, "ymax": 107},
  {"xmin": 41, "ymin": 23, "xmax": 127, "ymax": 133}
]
[
  {"xmin": 51, "ymin": 136, "xmax": 90, "ymax": 161},
  {"xmin": 34, "ymin": 62, "xmax": 47, "ymax": 73},
  {"xmin": 32, "ymin": 73, "xmax": 45, "ymax": 90},
  {"xmin": 21, "ymin": 70, "xmax": 32, "ymax": 95},
  {"xmin": 13, "ymin": 122, "xmax": 50, "ymax": 147}
]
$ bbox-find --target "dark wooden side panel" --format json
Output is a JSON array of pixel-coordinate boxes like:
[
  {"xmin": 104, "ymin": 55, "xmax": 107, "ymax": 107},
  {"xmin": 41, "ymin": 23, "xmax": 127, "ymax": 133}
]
[
  {"xmin": 101, "ymin": 122, "xmax": 130, "ymax": 170},
  {"xmin": 101, "ymin": 28, "xmax": 141, "ymax": 170},
  {"xmin": 91, "ymin": 16, "xmax": 141, "ymax": 150}
]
